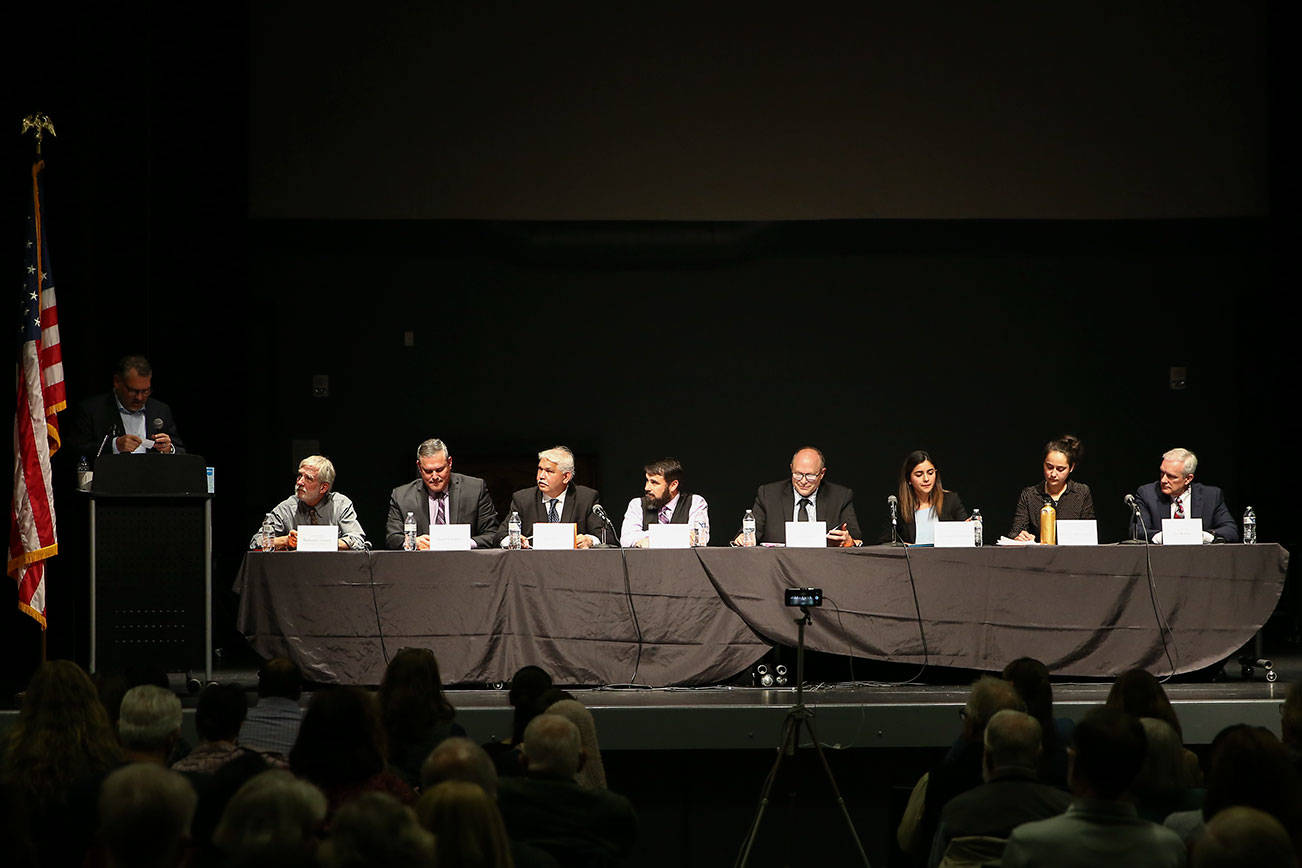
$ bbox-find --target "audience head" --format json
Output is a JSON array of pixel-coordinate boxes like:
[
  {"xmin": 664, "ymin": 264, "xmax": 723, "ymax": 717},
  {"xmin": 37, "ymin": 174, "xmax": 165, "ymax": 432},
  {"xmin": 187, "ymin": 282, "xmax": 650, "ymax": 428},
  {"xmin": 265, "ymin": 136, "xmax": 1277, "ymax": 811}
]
[
  {"xmin": 1069, "ymin": 707, "xmax": 1147, "ymax": 800},
  {"xmin": 1281, "ymin": 682, "xmax": 1302, "ymax": 748},
  {"xmin": 212, "ymin": 770, "xmax": 327, "ymax": 866},
  {"xmin": 420, "ymin": 737, "xmax": 499, "ymax": 797},
  {"xmin": 962, "ymin": 675, "xmax": 1025, "ymax": 742},
  {"xmin": 508, "ymin": 665, "xmax": 553, "ymax": 744},
  {"xmin": 547, "ymin": 698, "xmax": 607, "ymax": 789},
  {"xmin": 317, "ymin": 792, "xmax": 434, "ymax": 868},
  {"xmin": 1106, "ymin": 668, "xmax": 1184, "ymax": 740},
  {"xmin": 195, "ymin": 683, "xmax": 247, "ymax": 744},
  {"xmin": 1, "ymin": 660, "xmax": 121, "ymax": 806},
  {"xmin": 118, "ymin": 685, "xmax": 183, "ymax": 758},
  {"xmin": 1133, "ymin": 717, "xmax": 1193, "ymax": 799},
  {"xmin": 521, "ymin": 713, "xmax": 584, "ymax": 780},
  {"xmin": 189, "ymin": 750, "xmax": 272, "ymax": 853},
  {"xmin": 1201, "ymin": 724, "xmax": 1302, "ymax": 848},
  {"xmin": 378, "ymin": 648, "xmax": 456, "ymax": 745},
  {"xmin": 289, "ymin": 687, "xmax": 386, "ymax": 788},
  {"xmin": 1193, "ymin": 806, "xmax": 1299, "ymax": 868},
  {"xmin": 258, "ymin": 657, "xmax": 303, "ymax": 701},
  {"xmin": 98, "ymin": 763, "xmax": 197, "ymax": 868},
  {"xmin": 982, "ymin": 710, "xmax": 1042, "ymax": 780},
  {"xmin": 1002, "ymin": 657, "xmax": 1055, "ymax": 731},
  {"xmin": 415, "ymin": 781, "xmax": 513, "ymax": 868}
]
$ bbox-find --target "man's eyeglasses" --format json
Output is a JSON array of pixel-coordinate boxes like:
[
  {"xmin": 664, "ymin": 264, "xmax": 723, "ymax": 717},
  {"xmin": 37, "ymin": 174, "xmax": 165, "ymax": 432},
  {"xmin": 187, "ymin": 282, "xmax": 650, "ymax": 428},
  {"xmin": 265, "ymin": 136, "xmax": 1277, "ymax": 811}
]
[{"xmin": 792, "ymin": 471, "xmax": 823, "ymax": 483}]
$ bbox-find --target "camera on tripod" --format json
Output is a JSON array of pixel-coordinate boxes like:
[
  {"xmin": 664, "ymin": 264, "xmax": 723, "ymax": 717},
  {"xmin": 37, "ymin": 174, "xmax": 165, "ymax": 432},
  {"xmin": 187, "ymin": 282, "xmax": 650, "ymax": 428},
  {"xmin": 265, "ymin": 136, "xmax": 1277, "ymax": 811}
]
[{"xmin": 784, "ymin": 587, "xmax": 822, "ymax": 608}]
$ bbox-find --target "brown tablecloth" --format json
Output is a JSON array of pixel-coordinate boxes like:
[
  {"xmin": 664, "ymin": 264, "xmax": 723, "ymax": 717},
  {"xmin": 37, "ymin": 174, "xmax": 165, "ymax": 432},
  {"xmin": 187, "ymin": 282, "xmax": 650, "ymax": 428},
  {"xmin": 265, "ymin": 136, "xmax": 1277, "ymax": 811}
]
[{"xmin": 235, "ymin": 543, "xmax": 1288, "ymax": 685}]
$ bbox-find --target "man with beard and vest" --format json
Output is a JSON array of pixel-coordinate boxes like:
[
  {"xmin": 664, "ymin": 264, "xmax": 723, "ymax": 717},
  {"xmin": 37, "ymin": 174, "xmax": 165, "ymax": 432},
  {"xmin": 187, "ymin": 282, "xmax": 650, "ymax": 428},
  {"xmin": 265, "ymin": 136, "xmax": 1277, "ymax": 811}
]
[{"xmin": 619, "ymin": 457, "xmax": 711, "ymax": 547}]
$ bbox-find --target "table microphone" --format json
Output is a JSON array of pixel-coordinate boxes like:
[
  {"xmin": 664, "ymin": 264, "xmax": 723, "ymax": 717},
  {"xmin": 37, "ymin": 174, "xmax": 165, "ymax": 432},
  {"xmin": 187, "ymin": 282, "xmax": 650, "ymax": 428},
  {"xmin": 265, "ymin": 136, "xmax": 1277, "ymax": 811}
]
[
  {"xmin": 887, "ymin": 494, "xmax": 899, "ymax": 522},
  {"xmin": 591, "ymin": 503, "xmax": 619, "ymax": 547},
  {"xmin": 1123, "ymin": 493, "xmax": 1140, "ymax": 515}
]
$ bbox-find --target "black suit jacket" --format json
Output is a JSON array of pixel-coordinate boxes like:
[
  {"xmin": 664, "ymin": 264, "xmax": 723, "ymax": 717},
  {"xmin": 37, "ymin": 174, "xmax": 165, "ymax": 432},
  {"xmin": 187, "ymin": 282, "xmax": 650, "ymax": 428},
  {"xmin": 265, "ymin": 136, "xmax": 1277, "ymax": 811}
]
[
  {"xmin": 385, "ymin": 473, "xmax": 501, "ymax": 549},
  {"xmin": 1132, "ymin": 480, "xmax": 1239, "ymax": 542},
  {"xmin": 750, "ymin": 479, "xmax": 861, "ymax": 544},
  {"xmin": 885, "ymin": 491, "xmax": 969, "ymax": 544},
  {"xmin": 495, "ymin": 484, "xmax": 607, "ymax": 545},
  {"xmin": 67, "ymin": 392, "xmax": 184, "ymax": 459}
]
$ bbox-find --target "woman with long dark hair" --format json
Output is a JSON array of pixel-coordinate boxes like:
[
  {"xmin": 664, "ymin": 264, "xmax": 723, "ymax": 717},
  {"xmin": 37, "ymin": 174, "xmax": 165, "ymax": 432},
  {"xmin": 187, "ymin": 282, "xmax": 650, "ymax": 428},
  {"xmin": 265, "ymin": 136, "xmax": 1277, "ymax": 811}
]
[
  {"xmin": 888, "ymin": 450, "xmax": 969, "ymax": 544},
  {"xmin": 289, "ymin": 686, "xmax": 414, "ymax": 816},
  {"xmin": 377, "ymin": 648, "xmax": 465, "ymax": 788}
]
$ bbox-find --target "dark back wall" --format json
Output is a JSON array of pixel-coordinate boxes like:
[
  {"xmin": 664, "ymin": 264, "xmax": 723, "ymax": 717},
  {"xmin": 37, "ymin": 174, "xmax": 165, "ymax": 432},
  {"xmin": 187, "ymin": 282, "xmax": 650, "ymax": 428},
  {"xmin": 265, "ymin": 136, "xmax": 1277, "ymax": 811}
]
[{"xmin": 5, "ymin": 3, "xmax": 1294, "ymax": 689}]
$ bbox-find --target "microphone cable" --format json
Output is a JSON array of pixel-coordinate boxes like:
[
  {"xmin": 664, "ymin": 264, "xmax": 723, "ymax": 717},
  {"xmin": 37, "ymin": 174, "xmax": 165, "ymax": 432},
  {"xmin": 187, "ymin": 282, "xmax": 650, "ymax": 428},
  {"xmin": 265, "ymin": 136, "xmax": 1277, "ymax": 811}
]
[{"xmin": 1135, "ymin": 509, "xmax": 1179, "ymax": 681}]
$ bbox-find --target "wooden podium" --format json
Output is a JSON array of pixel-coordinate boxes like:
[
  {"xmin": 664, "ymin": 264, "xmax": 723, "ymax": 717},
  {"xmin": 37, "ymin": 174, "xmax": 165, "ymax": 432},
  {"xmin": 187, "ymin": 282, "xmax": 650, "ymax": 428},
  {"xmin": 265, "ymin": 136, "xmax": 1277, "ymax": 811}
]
[{"xmin": 89, "ymin": 453, "xmax": 213, "ymax": 681}]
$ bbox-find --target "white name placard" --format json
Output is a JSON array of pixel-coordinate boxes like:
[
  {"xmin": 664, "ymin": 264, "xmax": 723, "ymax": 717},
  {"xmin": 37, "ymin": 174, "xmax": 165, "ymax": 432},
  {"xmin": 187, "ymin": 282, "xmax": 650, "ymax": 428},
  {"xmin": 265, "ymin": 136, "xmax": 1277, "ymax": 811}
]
[
  {"xmin": 785, "ymin": 521, "xmax": 828, "ymax": 548},
  {"xmin": 647, "ymin": 524, "xmax": 693, "ymax": 549},
  {"xmin": 1055, "ymin": 520, "xmax": 1099, "ymax": 546},
  {"xmin": 934, "ymin": 521, "xmax": 976, "ymax": 548},
  {"xmin": 533, "ymin": 523, "xmax": 577, "ymax": 550},
  {"xmin": 1161, "ymin": 518, "xmax": 1204, "ymax": 545},
  {"xmin": 296, "ymin": 525, "xmax": 339, "ymax": 552},
  {"xmin": 427, "ymin": 524, "xmax": 472, "ymax": 551}
]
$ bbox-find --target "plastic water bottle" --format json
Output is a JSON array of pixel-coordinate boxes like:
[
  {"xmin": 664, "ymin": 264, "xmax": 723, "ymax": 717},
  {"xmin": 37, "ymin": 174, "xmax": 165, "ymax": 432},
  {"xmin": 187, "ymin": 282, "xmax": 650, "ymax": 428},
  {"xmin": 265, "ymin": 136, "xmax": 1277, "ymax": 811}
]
[
  {"xmin": 742, "ymin": 510, "xmax": 756, "ymax": 547},
  {"xmin": 692, "ymin": 518, "xmax": 708, "ymax": 547},
  {"xmin": 77, "ymin": 455, "xmax": 92, "ymax": 492},
  {"xmin": 403, "ymin": 511, "xmax": 417, "ymax": 550},
  {"xmin": 972, "ymin": 509, "xmax": 983, "ymax": 547},
  {"xmin": 260, "ymin": 514, "xmax": 275, "ymax": 552},
  {"xmin": 508, "ymin": 510, "xmax": 523, "ymax": 550},
  {"xmin": 1243, "ymin": 506, "xmax": 1256, "ymax": 544}
]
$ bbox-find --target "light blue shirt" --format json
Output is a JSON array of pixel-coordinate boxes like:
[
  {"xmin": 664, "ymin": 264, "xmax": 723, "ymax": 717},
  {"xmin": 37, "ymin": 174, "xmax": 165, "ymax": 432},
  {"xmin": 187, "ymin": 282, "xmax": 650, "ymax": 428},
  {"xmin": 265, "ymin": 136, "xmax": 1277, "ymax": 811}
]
[
  {"xmin": 914, "ymin": 507, "xmax": 937, "ymax": 544},
  {"xmin": 112, "ymin": 395, "xmax": 148, "ymax": 453}
]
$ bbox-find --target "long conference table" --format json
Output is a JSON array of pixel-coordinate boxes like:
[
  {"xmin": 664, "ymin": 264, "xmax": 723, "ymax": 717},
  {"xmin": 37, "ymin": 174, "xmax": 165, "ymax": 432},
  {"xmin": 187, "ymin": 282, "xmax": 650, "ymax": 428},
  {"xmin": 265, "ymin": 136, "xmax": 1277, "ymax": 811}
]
[{"xmin": 234, "ymin": 543, "xmax": 1289, "ymax": 687}]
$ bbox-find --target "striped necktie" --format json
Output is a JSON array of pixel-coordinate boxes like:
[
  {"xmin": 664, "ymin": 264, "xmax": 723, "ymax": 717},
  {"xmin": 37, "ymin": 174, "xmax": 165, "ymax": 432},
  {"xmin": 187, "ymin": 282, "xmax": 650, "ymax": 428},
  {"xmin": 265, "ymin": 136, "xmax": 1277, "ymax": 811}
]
[{"xmin": 547, "ymin": 499, "xmax": 560, "ymax": 523}]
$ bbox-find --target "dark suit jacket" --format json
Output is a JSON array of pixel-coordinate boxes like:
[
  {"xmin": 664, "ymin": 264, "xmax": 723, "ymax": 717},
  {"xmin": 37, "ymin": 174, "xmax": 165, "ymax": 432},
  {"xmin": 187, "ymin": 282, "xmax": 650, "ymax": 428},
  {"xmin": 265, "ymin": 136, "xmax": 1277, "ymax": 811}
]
[
  {"xmin": 494, "ymin": 484, "xmax": 608, "ymax": 545},
  {"xmin": 751, "ymin": 479, "xmax": 861, "ymax": 544},
  {"xmin": 1132, "ymin": 481, "xmax": 1239, "ymax": 542},
  {"xmin": 497, "ymin": 775, "xmax": 637, "ymax": 868},
  {"xmin": 385, "ymin": 473, "xmax": 501, "ymax": 549},
  {"xmin": 67, "ymin": 392, "xmax": 184, "ymax": 459},
  {"xmin": 885, "ymin": 491, "xmax": 969, "ymax": 544}
]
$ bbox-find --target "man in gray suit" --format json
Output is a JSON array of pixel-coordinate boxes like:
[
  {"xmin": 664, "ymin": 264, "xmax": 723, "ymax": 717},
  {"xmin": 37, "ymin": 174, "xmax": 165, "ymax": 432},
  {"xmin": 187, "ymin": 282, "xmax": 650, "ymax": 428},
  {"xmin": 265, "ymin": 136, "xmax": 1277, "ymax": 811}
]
[{"xmin": 385, "ymin": 438, "xmax": 500, "ymax": 549}]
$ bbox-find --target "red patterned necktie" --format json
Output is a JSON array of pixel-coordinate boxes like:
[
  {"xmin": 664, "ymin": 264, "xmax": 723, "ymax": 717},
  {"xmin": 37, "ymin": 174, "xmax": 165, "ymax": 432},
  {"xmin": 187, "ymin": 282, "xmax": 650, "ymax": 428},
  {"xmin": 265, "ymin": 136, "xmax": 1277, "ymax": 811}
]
[{"xmin": 1174, "ymin": 496, "xmax": 1185, "ymax": 519}]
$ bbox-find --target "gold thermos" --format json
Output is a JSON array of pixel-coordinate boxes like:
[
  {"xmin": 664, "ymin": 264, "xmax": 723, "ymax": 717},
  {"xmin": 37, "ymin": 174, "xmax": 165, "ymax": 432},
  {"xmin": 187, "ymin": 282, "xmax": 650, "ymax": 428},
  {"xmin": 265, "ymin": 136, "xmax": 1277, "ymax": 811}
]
[{"xmin": 1040, "ymin": 501, "xmax": 1057, "ymax": 545}]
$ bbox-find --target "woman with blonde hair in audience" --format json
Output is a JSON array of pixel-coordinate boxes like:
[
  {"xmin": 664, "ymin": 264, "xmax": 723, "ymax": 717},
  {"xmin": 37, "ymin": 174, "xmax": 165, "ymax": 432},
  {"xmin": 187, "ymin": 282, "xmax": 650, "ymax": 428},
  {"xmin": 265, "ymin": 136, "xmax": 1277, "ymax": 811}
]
[
  {"xmin": 416, "ymin": 780, "xmax": 515, "ymax": 868},
  {"xmin": 546, "ymin": 699, "xmax": 607, "ymax": 790}
]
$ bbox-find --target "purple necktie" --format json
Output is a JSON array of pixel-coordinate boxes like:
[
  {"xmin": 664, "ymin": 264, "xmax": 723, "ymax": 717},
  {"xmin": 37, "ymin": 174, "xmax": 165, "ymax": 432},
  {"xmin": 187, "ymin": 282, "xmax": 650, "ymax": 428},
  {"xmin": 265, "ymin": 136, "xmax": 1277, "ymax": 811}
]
[
  {"xmin": 659, "ymin": 505, "xmax": 671, "ymax": 524},
  {"xmin": 434, "ymin": 496, "xmax": 446, "ymax": 525}
]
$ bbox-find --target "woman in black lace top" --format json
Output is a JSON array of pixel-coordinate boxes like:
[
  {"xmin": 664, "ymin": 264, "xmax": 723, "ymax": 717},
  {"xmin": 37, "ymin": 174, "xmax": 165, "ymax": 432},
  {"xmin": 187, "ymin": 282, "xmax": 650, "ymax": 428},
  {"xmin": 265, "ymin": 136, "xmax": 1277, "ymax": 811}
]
[{"xmin": 1008, "ymin": 434, "xmax": 1095, "ymax": 541}]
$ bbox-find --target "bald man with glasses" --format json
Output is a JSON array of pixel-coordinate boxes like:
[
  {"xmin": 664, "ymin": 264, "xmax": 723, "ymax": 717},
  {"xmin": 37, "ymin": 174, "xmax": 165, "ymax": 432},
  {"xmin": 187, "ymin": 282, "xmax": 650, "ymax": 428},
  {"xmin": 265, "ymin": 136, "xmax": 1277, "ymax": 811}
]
[{"xmin": 734, "ymin": 446, "xmax": 862, "ymax": 546}]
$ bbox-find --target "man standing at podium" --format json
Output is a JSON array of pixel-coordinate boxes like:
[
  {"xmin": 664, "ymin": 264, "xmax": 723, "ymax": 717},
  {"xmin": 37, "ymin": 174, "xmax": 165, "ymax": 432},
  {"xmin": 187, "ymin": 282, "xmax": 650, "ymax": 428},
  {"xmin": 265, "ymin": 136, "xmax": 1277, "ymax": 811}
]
[
  {"xmin": 384, "ymin": 438, "xmax": 500, "ymax": 549},
  {"xmin": 254, "ymin": 455, "xmax": 369, "ymax": 551},
  {"xmin": 69, "ymin": 355, "xmax": 183, "ymax": 458}
]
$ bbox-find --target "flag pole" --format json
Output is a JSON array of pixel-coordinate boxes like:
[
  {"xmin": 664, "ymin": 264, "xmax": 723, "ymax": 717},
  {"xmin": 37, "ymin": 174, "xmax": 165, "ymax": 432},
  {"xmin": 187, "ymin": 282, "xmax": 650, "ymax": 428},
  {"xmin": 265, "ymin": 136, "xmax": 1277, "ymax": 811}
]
[{"xmin": 19, "ymin": 113, "xmax": 59, "ymax": 665}]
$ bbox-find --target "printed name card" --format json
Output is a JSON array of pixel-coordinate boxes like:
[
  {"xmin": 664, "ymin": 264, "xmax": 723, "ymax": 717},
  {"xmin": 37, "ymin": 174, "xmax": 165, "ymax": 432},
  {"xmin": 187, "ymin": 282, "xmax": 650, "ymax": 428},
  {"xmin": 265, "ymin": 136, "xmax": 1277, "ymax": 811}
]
[
  {"xmin": 1162, "ymin": 518, "xmax": 1204, "ymax": 545},
  {"xmin": 647, "ymin": 524, "xmax": 693, "ymax": 549},
  {"xmin": 427, "ymin": 524, "xmax": 472, "ymax": 551},
  {"xmin": 1055, "ymin": 520, "xmax": 1099, "ymax": 546},
  {"xmin": 296, "ymin": 525, "xmax": 339, "ymax": 552},
  {"xmin": 785, "ymin": 521, "xmax": 828, "ymax": 549},
  {"xmin": 533, "ymin": 523, "xmax": 577, "ymax": 550},
  {"xmin": 934, "ymin": 521, "xmax": 976, "ymax": 548}
]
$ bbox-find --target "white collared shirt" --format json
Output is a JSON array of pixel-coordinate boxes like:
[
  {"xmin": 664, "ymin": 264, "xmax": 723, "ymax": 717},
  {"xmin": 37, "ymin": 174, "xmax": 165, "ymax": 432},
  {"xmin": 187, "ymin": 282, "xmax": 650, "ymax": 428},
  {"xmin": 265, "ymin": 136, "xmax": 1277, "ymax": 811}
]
[{"xmin": 792, "ymin": 485, "xmax": 818, "ymax": 521}]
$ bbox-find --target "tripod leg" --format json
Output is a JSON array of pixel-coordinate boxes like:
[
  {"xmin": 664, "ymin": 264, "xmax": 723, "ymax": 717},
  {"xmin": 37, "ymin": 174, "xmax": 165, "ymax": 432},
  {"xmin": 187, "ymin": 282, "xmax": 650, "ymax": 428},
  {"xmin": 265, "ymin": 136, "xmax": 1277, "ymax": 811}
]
[
  {"xmin": 734, "ymin": 712, "xmax": 801, "ymax": 868},
  {"xmin": 799, "ymin": 715, "xmax": 873, "ymax": 868}
]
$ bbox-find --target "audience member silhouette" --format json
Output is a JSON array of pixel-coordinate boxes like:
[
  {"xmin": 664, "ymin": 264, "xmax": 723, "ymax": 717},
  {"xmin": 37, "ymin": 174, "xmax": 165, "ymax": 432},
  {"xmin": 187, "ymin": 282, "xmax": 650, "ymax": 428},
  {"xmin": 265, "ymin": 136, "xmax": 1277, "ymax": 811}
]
[
  {"xmin": 1002, "ymin": 707, "xmax": 1186, "ymax": 868},
  {"xmin": 377, "ymin": 648, "xmax": 466, "ymax": 789}
]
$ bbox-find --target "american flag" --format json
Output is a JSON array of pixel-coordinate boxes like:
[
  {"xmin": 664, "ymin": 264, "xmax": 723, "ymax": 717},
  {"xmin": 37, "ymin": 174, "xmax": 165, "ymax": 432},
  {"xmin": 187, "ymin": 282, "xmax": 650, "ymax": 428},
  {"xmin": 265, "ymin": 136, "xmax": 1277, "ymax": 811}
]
[{"xmin": 9, "ymin": 158, "xmax": 65, "ymax": 628}]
